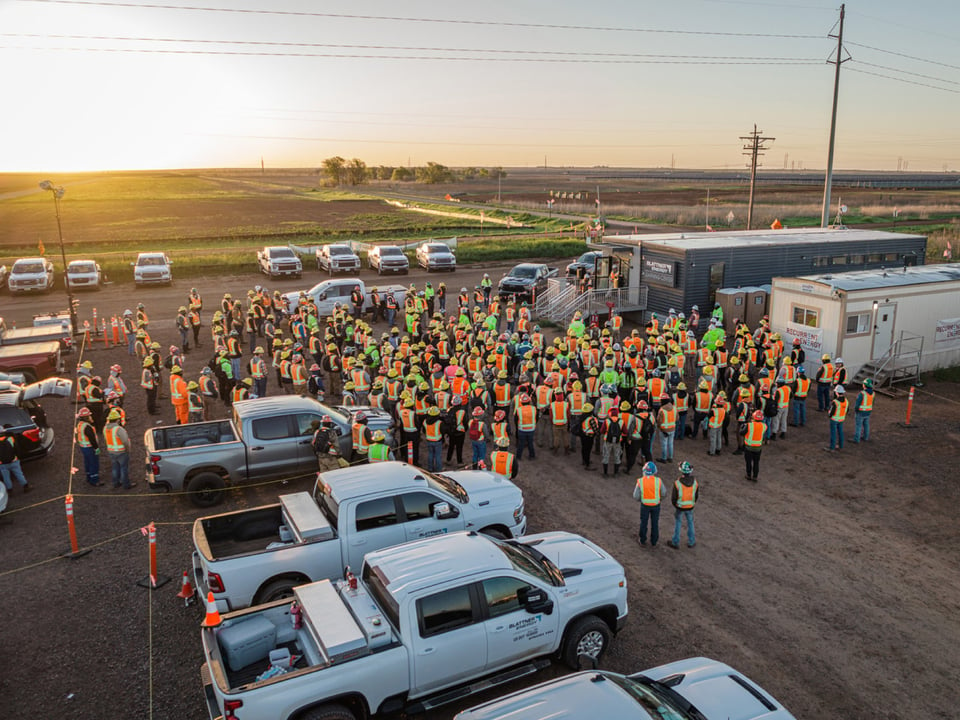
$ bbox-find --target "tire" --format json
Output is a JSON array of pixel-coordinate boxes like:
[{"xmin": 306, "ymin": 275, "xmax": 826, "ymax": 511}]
[
  {"xmin": 254, "ymin": 577, "xmax": 302, "ymax": 606},
  {"xmin": 479, "ymin": 526, "xmax": 510, "ymax": 540},
  {"xmin": 186, "ymin": 472, "xmax": 226, "ymax": 508},
  {"xmin": 561, "ymin": 615, "xmax": 611, "ymax": 669},
  {"xmin": 19, "ymin": 370, "xmax": 38, "ymax": 384},
  {"xmin": 300, "ymin": 703, "xmax": 355, "ymax": 720}
]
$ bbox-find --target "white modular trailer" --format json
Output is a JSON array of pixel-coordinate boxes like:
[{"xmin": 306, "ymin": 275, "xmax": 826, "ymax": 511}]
[{"xmin": 770, "ymin": 263, "xmax": 960, "ymax": 379}]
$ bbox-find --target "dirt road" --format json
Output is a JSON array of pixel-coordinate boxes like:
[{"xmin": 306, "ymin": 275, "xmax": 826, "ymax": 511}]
[{"xmin": 1, "ymin": 265, "xmax": 959, "ymax": 720}]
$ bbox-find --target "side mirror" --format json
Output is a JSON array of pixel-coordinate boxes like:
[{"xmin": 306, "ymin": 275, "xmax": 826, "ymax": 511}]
[
  {"xmin": 518, "ymin": 586, "xmax": 554, "ymax": 615},
  {"xmin": 433, "ymin": 502, "xmax": 458, "ymax": 520},
  {"xmin": 319, "ymin": 293, "xmax": 327, "ymax": 301}
]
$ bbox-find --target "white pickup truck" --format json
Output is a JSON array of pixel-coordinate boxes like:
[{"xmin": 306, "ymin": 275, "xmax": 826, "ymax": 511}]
[
  {"xmin": 200, "ymin": 530, "xmax": 628, "ymax": 720},
  {"xmin": 282, "ymin": 278, "xmax": 405, "ymax": 317},
  {"xmin": 192, "ymin": 461, "xmax": 527, "ymax": 612},
  {"xmin": 257, "ymin": 246, "xmax": 303, "ymax": 279}
]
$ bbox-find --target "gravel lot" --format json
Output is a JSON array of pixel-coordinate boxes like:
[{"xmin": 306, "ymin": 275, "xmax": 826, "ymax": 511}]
[{"xmin": 2, "ymin": 264, "xmax": 959, "ymax": 720}]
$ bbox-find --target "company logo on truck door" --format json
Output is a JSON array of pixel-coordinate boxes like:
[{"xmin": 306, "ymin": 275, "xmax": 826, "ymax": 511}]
[{"xmin": 417, "ymin": 527, "xmax": 450, "ymax": 539}]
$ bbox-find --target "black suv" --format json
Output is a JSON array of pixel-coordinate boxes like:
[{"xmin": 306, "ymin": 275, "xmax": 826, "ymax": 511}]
[{"xmin": 0, "ymin": 401, "xmax": 55, "ymax": 461}]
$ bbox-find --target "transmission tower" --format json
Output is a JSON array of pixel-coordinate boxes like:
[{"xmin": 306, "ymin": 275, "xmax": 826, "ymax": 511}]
[{"xmin": 740, "ymin": 124, "xmax": 775, "ymax": 230}]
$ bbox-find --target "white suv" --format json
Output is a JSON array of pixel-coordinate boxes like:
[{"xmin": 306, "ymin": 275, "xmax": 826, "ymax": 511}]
[
  {"xmin": 132, "ymin": 252, "xmax": 172, "ymax": 285},
  {"xmin": 316, "ymin": 243, "xmax": 361, "ymax": 274},
  {"xmin": 7, "ymin": 257, "xmax": 55, "ymax": 294}
]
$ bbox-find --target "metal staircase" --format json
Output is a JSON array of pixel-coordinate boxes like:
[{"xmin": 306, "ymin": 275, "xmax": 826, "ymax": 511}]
[
  {"xmin": 852, "ymin": 331, "xmax": 923, "ymax": 393},
  {"xmin": 535, "ymin": 279, "xmax": 647, "ymax": 324}
]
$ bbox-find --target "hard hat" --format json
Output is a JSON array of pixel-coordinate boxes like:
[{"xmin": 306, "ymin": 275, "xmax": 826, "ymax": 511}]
[
  {"xmin": 864, "ymin": 378, "xmax": 874, "ymax": 388},
  {"xmin": 107, "ymin": 409, "xmax": 122, "ymax": 422},
  {"xmin": 638, "ymin": 400, "xmax": 649, "ymax": 410},
  {"xmin": 254, "ymin": 346, "xmax": 264, "ymax": 354},
  {"xmin": 620, "ymin": 401, "xmax": 631, "ymax": 411},
  {"xmin": 344, "ymin": 381, "xmax": 356, "ymax": 391},
  {"xmin": 783, "ymin": 357, "xmax": 792, "ymax": 365},
  {"xmin": 495, "ymin": 436, "xmax": 510, "ymax": 448},
  {"xmin": 76, "ymin": 407, "xmax": 92, "ymax": 418},
  {"xmin": 452, "ymin": 396, "xmax": 462, "ymax": 406},
  {"xmin": 355, "ymin": 411, "xmax": 368, "ymax": 422},
  {"xmin": 797, "ymin": 365, "xmax": 806, "ymax": 374},
  {"xmin": 679, "ymin": 461, "xmax": 693, "ymax": 475},
  {"xmin": 472, "ymin": 406, "xmax": 484, "ymax": 417},
  {"xmin": 739, "ymin": 374, "xmax": 750, "ymax": 383},
  {"xmin": 642, "ymin": 461, "xmax": 657, "ymax": 476},
  {"xmin": 822, "ymin": 354, "xmax": 831, "ymax": 361},
  {"xmin": 753, "ymin": 410, "xmax": 764, "ymax": 421},
  {"xmin": 428, "ymin": 406, "xmax": 440, "ymax": 416},
  {"xmin": 201, "ymin": 367, "xmax": 212, "ymax": 375},
  {"xmin": 242, "ymin": 378, "xmax": 253, "ymax": 386},
  {"xmin": 143, "ymin": 358, "xmax": 154, "ymax": 367},
  {"xmin": 835, "ymin": 385, "xmax": 845, "ymax": 394},
  {"xmin": 80, "ymin": 360, "xmax": 93, "ymax": 370},
  {"xmin": 372, "ymin": 430, "xmax": 385, "ymax": 442},
  {"xmin": 169, "ymin": 345, "xmax": 179, "ymax": 353},
  {"xmin": 187, "ymin": 381, "xmax": 199, "ymax": 390},
  {"xmin": 171, "ymin": 365, "xmax": 182, "ymax": 374},
  {"xmin": 494, "ymin": 410, "xmax": 506, "ymax": 421},
  {"xmin": 793, "ymin": 337, "xmax": 802, "ymax": 345},
  {"xmin": 151, "ymin": 342, "xmax": 161, "ymax": 349},
  {"xmin": 836, "ymin": 357, "xmax": 844, "ymax": 364},
  {"xmin": 677, "ymin": 382, "xmax": 686, "ymax": 390},
  {"xmin": 519, "ymin": 393, "xmax": 530, "ymax": 404}
]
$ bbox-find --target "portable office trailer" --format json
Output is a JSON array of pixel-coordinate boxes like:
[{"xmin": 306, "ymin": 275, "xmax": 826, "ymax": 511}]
[
  {"xmin": 602, "ymin": 227, "xmax": 927, "ymax": 327},
  {"xmin": 769, "ymin": 263, "xmax": 960, "ymax": 380}
]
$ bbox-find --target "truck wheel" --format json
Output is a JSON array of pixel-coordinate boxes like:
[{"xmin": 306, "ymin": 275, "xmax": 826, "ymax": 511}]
[
  {"xmin": 479, "ymin": 526, "xmax": 509, "ymax": 539},
  {"xmin": 301, "ymin": 703, "xmax": 356, "ymax": 720},
  {"xmin": 254, "ymin": 578, "xmax": 301, "ymax": 605},
  {"xmin": 187, "ymin": 472, "xmax": 226, "ymax": 508},
  {"xmin": 561, "ymin": 615, "xmax": 611, "ymax": 669}
]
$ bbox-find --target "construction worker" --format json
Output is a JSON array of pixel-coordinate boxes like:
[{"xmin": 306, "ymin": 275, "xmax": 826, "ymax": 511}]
[
  {"xmin": 75, "ymin": 407, "xmax": 102, "ymax": 487},
  {"xmin": 445, "ymin": 397, "xmax": 468, "ymax": 466},
  {"xmin": 141, "ymin": 357, "xmax": 158, "ymax": 415},
  {"xmin": 579, "ymin": 403, "xmax": 598, "ymax": 471},
  {"xmin": 773, "ymin": 378, "xmax": 791, "ymax": 439},
  {"xmin": 249, "ymin": 346, "xmax": 268, "ymax": 398},
  {"xmin": 185, "ymin": 381, "xmax": 204, "ymax": 423},
  {"xmin": 0, "ymin": 424, "xmax": 31, "ymax": 494},
  {"xmin": 826, "ymin": 385, "xmax": 849, "ymax": 452},
  {"xmin": 198, "ymin": 367, "xmax": 218, "ymax": 420},
  {"xmin": 633, "ymin": 461, "xmax": 664, "ymax": 547},
  {"xmin": 791, "ymin": 365, "xmax": 810, "ymax": 427},
  {"xmin": 105, "ymin": 365, "xmax": 127, "ymax": 406},
  {"xmin": 707, "ymin": 398, "xmax": 725, "ymax": 456},
  {"xmin": 600, "ymin": 406, "xmax": 623, "ymax": 477},
  {"xmin": 311, "ymin": 417, "xmax": 343, "ymax": 473},
  {"xmin": 667, "ymin": 461, "xmax": 699, "ymax": 549},
  {"xmin": 104, "ymin": 409, "xmax": 135, "ymax": 490},
  {"xmin": 656, "ymin": 394, "xmax": 676, "ymax": 463},
  {"xmin": 291, "ymin": 354, "xmax": 308, "ymax": 396},
  {"xmin": 350, "ymin": 411, "xmax": 373, "ymax": 464},
  {"xmin": 169, "ymin": 365, "xmax": 189, "ymax": 425},
  {"xmin": 86, "ymin": 376, "xmax": 106, "ymax": 434},
  {"xmin": 514, "ymin": 393, "xmax": 537, "ymax": 461},
  {"xmin": 467, "ymin": 406, "xmax": 489, "ymax": 469},
  {"xmin": 176, "ymin": 306, "xmax": 190, "ymax": 351},
  {"xmin": 853, "ymin": 379, "xmax": 875, "ymax": 443},
  {"xmin": 422, "ymin": 406, "xmax": 444, "ymax": 472},
  {"xmin": 122, "ymin": 309, "xmax": 136, "ymax": 355},
  {"xmin": 549, "ymin": 388, "xmax": 570, "ymax": 454},
  {"xmin": 816, "ymin": 353, "xmax": 835, "ymax": 411},
  {"xmin": 368, "ymin": 430, "xmax": 394, "ymax": 463},
  {"xmin": 741, "ymin": 410, "xmax": 765, "ymax": 482},
  {"xmin": 322, "ymin": 343, "xmax": 342, "ymax": 399},
  {"xmin": 397, "ymin": 398, "xmax": 420, "ymax": 466},
  {"xmin": 491, "ymin": 436, "xmax": 518, "ymax": 479}
]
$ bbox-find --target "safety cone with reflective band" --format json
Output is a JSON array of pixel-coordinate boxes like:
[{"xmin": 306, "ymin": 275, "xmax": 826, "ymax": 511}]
[
  {"xmin": 202, "ymin": 591, "xmax": 221, "ymax": 627},
  {"xmin": 176, "ymin": 570, "xmax": 195, "ymax": 604}
]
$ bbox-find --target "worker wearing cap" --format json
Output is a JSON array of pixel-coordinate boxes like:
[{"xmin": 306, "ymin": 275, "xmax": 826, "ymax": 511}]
[
  {"xmin": 75, "ymin": 408, "xmax": 102, "ymax": 487},
  {"xmin": 170, "ymin": 365, "xmax": 189, "ymax": 425},
  {"xmin": 667, "ymin": 461, "xmax": 699, "ymax": 549},
  {"xmin": 368, "ymin": 430, "xmax": 394, "ymax": 463},
  {"xmin": 104, "ymin": 409, "xmax": 135, "ymax": 490},
  {"xmin": 633, "ymin": 462, "xmax": 664, "ymax": 547},
  {"xmin": 422, "ymin": 406, "xmax": 444, "ymax": 472},
  {"xmin": 826, "ymin": 385, "xmax": 849, "ymax": 452},
  {"xmin": 853, "ymin": 379, "xmax": 875, "ymax": 443}
]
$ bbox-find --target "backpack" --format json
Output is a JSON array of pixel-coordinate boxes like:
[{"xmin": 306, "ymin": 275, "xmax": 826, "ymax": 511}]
[{"xmin": 468, "ymin": 418, "xmax": 482, "ymax": 441}]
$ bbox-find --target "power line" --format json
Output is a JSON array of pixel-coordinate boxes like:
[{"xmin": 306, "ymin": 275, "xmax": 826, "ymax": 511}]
[
  {"xmin": 853, "ymin": 60, "xmax": 960, "ymax": 88},
  {"xmin": 847, "ymin": 65, "xmax": 960, "ymax": 95},
  {"xmin": 846, "ymin": 41, "xmax": 960, "ymax": 72},
  {"xmin": 20, "ymin": 0, "xmax": 825, "ymax": 39}
]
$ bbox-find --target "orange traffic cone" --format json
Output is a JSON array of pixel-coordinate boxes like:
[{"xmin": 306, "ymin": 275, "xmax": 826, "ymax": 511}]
[
  {"xmin": 201, "ymin": 591, "xmax": 221, "ymax": 627},
  {"xmin": 176, "ymin": 570, "xmax": 195, "ymax": 603}
]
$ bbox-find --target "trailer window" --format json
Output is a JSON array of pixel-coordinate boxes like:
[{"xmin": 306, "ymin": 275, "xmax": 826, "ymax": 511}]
[
  {"xmin": 846, "ymin": 312, "xmax": 871, "ymax": 336},
  {"xmin": 831, "ymin": 255, "xmax": 848, "ymax": 265},
  {"xmin": 792, "ymin": 305, "xmax": 820, "ymax": 328},
  {"xmin": 812, "ymin": 256, "xmax": 829, "ymax": 268}
]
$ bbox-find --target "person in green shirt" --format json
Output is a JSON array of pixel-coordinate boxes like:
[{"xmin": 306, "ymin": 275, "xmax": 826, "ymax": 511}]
[{"xmin": 368, "ymin": 430, "xmax": 394, "ymax": 463}]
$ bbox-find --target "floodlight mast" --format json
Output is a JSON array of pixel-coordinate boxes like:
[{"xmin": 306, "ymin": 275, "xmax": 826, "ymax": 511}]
[{"xmin": 38, "ymin": 180, "xmax": 78, "ymax": 335}]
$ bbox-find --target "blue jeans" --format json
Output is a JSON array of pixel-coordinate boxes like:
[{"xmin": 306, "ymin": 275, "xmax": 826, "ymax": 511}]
[
  {"xmin": 675, "ymin": 412, "xmax": 687, "ymax": 440},
  {"xmin": 426, "ymin": 440, "xmax": 443, "ymax": 472},
  {"xmin": 230, "ymin": 358, "xmax": 242, "ymax": 380},
  {"xmin": 255, "ymin": 377, "xmax": 268, "ymax": 398},
  {"xmin": 471, "ymin": 440, "xmax": 487, "ymax": 468},
  {"xmin": 516, "ymin": 430, "xmax": 535, "ymax": 460},
  {"xmin": 763, "ymin": 417, "xmax": 773, "ymax": 439},
  {"xmin": 0, "ymin": 460, "xmax": 27, "ymax": 489},
  {"xmin": 110, "ymin": 452, "xmax": 130, "ymax": 488},
  {"xmin": 659, "ymin": 430, "xmax": 674, "ymax": 460},
  {"xmin": 793, "ymin": 398, "xmax": 806, "ymax": 426},
  {"xmin": 127, "ymin": 335, "xmax": 136, "ymax": 356},
  {"xmin": 80, "ymin": 446, "xmax": 100, "ymax": 485},
  {"xmin": 830, "ymin": 420, "xmax": 845, "ymax": 449},
  {"xmin": 817, "ymin": 383, "xmax": 831, "ymax": 410},
  {"xmin": 639, "ymin": 504, "xmax": 661, "ymax": 545},
  {"xmin": 672, "ymin": 509, "xmax": 696, "ymax": 546},
  {"xmin": 386, "ymin": 307, "xmax": 396, "ymax": 327},
  {"xmin": 854, "ymin": 412, "xmax": 871, "ymax": 442}
]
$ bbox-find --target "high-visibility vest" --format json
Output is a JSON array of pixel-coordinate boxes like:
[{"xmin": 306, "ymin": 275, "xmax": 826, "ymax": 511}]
[
  {"xmin": 744, "ymin": 421, "xmax": 765, "ymax": 448},
  {"xmin": 292, "ymin": 363, "xmax": 307, "ymax": 384},
  {"xmin": 186, "ymin": 389, "xmax": 203, "ymax": 412},
  {"xmin": 423, "ymin": 419, "xmax": 443, "ymax": 442},
  {"xmin": 386, "ymin": 380, "xmax": 402, "ymax": 401},
  {"xmin": 737, "ymin": 385, "xmax": 755, "ymax": 405},
  {"xmin": 567, "ymin": 391, "xmax": 586, "ymax": 414},
  {"xmin": 648, "ymin": 377, "xmax": 664, "ymax": 399},
  {"xmin": 795, "ymin": 377, "xmax": 810, "ymax": 398},
  {"xmin": 231, "ymin": 386, "xmax": 248, "ymax": 403},
  {"xmin": 708, "ymin": 406, "xmax": 725, "ymax": 428},
  {"xmin": 550, "ymin": 400, "xmax": 568, "ymax": 426},
  {"xmin": 776, "ymin": 385, "xmax": 791, "ymax": 409},
  {"xmin": 639, "ymin": 475, "xmax": 662, "ymax": 506},
  {"xmin": 452, "ymin": 409, "xmax": 467, "ymax": 433},
  {"xmin": 494, "ymin": 382, "xmax": 512, "ymax": 406},
  {"xmin": 535, "ymin": 385, "xmax": 553, "ymax": 410},
  {"xmin": 250, "ymin": 356, "xmax": 267, "ymax": 379},
  {"xmin": 658, "ymin": 406, "xmax": 677, "ymax": 431},
  {"xmin": 697, "ymin": 347, "xmax": 713, "ymax": 365},
  {"xmin": 859, "ymin": 391, "xmax": 874, "ymax": 412},
  {"xmin": 352, "ymin": 423, "xmax": 371, "ymax": 453},
  {"xmin": 104, "ymin": 424, "xmax": 125, "ymax": 453},
  {"xmin": 399, "ymin": 408, "xmax": 418, "ymax": 433},
  {"xmin": 674, "ymin": 392, "xmax": 689, "ymax": 413},
  {"xmin": 171, "ymin": 376, "xmax": 187, "ymax": 403},
  {"xmin": 141, "ymin": 369, "xmax": 155, "ymax": 390},
  {"xmin": 76, "ymin": 421, "xmax": 94, "ymax": 447},
  {"xmin": 831, "ymin": 398, "xmax": 849, "ymax": 422},
  {"xmin": 517, "ymin": 405, "xmax": 536, "ymax": 432},
  {"xmin": 492, "ymin": 450, "xmax": 514, "ymax": 477},
  {"xmin": 200, "ymin": 376, "xmax": 217, "ymax": 396},
  {"xmin": 279, "ymin": 359, "xmax": 292, "ymax": 380},
  {"xmin": 675, "ymin": 479, "xmax": 698, "ymax": 509},
  {"xmin": 368, "ymin": 443, "xmax": 390, "ymax": 462},
  {"xmin": 819, "ymin": 362, "xmax": 835, "ymax": 383}
]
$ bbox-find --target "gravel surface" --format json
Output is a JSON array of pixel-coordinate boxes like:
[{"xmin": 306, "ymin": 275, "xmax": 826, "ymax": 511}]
[{"xmin": 2, "ymin": 265, "xmax": 959, "ymax": 720}]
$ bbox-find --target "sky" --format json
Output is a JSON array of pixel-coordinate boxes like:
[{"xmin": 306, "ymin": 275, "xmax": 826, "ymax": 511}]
[{"xmin": 1, "ymin": 0, "xmax": 959, "ymax": 173}]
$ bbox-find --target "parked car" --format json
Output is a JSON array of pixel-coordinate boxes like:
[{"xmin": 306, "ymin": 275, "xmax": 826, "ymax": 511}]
[
  {"xmin": 7, "ymin": 257, "xmax": 54, "ymax": 294},
  {"xmin": 257, "ymin": 246, "xmax": 302, "ymax": 278},
  {"xmin": 416, "ymin": 241, "xmax": 457, "ymax": 272},
  {"xmin": 566, "ymin": 250, "xmax": 603, "ymax": 277},
  {"xmin": 282, "ymin": 278, "xmax": 405, "ymax": 317},
  {"xmin": 65, "ymin": 259, "xmax": 103, "ymax": 290},
  {"xmin": 316, "ymin": 243, "xmax": 361, "ymax": 274},
  {"xmin": 0, "ymin": 377, "xmax": 73, "ymax": 462},
  {"xmin": 132, "ymin": 252, "xmax": 173, "ymax": 285},
  {"xmin": 454, "ymin": 657, "xmax": 796, "ymax": 720},
  {"xmin": 0, "ymin": 341, "xmax": 64, "ymax": 383},
  {"xmin": 498, "ymin": 262, "xmax": 558, "ymax": 301},
  {"xmin": 367, "ymin": 244, "xmax": 409, "ymax": 274}
]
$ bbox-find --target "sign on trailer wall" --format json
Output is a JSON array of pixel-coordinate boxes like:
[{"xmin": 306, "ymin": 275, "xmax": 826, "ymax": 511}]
[
  {"xmin": 934, "ymin": 317, "xmax": 960, "ymax": 347},
  {"xmin": 784, "ymin": 322, "xmax": 824, "ymax": 355},
  {"xmin": 642, "ymin": 258, "xmax": 676, "ymax": 287}
]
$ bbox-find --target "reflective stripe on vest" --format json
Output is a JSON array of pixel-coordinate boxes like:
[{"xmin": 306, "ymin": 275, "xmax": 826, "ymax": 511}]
[
  {"xmin": 104, "ymin": 425, "xmax": 125, "ymax": 453},
  {"xmin": 517, "ymin": 405, "xmax": 536, "ymax": 432},
  {"xmin": 423, "ymin": 420, "xmax": 443, "ymax": 442},
  {"xmin": 492, "ymin": 422, "xmax": 508, "ymax": 443},
  {"xmin": 708, "ymin": 406, "xmax": 725, "ymax": 428},
  {"xmin": 76, "ymin": 422, "xmax": 93, "ymax": 447},
  {"xmin": 352, "ymin": 424, "xmax": 371, "ymax": 452},
  {"xmin": 676, "ymin": 479, "xmax": 697, "ymax": 509},
  {"xmin": 776, "ymin": 386, "xmax": 791, "ymax": 409},
  {"xmin": 859, "ymin": 391, "xmax": 874, "ymax": 412},
  {"xmin": 744, "ymin": 421, "xmax": 765, "ymax": 448},
  {"xmin": 820, "ymin": 363, "xmax": 834, "ymax": 382},
  {"xmin": 831, "ymin": 398, "xmax": 848, "ymax": 422},
  {"xmin": 368, "ymin": 443, "xmax": 390, "ymax": 462},
  {"xmin": 795, "ymin": 377, "xmax": 810, "ymax": 398},
  {"xmin": 550, "ymin": 401, "xmax": 568, "ymax": 425},
  {"xmin": 492, "ymin": 451, "xmax": 514, "ymax": 477},
  {"xmin": 399, "ymin": 408, "xmax": 418, "ymax": 433},
  {"xmin": 658, "ymin": 407, "xmax": 677, "ymax": 431},
  {"xmin": 640, "ymin": 475, "xmax": 661, "ymax": 505}
]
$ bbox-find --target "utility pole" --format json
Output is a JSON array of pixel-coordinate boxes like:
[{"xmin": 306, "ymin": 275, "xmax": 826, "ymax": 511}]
[
  {"xmin": 821, "ymin": 3, "xmax": 847, "ymax": 227},
  {"xmin": 740, "ymin": 124, "xmax": 775, "ymax": 230}
]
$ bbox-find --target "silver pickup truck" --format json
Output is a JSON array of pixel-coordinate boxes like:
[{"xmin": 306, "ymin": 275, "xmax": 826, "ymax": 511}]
[
  {"xmin": 192, "ymin": 461, "xmax": 527, "ymax": 611},
  {"xmin": 145, "ymin": 396, "xmax": 393, "ymax": 507},
  {"xmin": 200, "ymin": 530, "xmax": 628, "ymax": 720}
]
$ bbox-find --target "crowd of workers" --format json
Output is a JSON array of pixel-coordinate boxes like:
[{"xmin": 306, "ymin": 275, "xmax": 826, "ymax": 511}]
[{"xmin": 62, "ymin": 275, "xmax": 877, "ymax": 548}]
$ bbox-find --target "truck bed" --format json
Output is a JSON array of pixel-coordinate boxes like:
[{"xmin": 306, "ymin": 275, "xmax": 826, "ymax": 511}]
[
  {"xmin": 151, "ymin": 420, "xmax": 236, "ymax": 450},
  {"xmin": 199, "ymin": 505, "xmax": 287, "ymax": 560}
]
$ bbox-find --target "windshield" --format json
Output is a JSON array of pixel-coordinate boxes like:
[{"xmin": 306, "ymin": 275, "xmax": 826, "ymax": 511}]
[
  {"xmin": 328, "ymin": 246, "xmax": 351, "ymax": 256},
  {"xmin": 13, "ymin": 261, "xmax": 44, "ymax": 274},
  {"xmin": 137, "ymin": 256, "xmax": 166, "ymax": 266},
  {"xmin": 494, "ymin": 539, "xmax": 563, "ymax": 587},
  {"xmin": 420, "ymin": 470, "xmax": 468, "ymax": 503},
  {"xmin": 579, "ymin": 252, "xmax": 598, "ymax": 263},
  {"xmin": 380, "ymin": 247, "xmax": 403, "ymax": 257},
  {"xmin": 270, "ymin": 248, "xmax": 295, "ymax": 259},
  {"xmin": 69, "ymin": 262, "xmax": 96, "ymax": 273},
  {"xmin": 508, "ymin": 266, "xmax": 537, "ymax": 279},
  {"xmin": 608, "ymin": 674, "xmax": 697, "ymax": 720},
  {"xmin": 426, "ymin": 244, "xmax": 449, "ymax": 254}
]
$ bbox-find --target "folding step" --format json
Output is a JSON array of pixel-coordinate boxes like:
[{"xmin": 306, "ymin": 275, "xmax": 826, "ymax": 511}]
[{"xmin": 409, "ymin": 658, "xmax": 552, "ymax": 713}]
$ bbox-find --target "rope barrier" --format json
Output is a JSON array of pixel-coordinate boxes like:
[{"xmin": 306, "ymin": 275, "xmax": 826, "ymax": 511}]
[{"xmin": 0, "ymin": 526, "xmax": 142, "ymax": 579}]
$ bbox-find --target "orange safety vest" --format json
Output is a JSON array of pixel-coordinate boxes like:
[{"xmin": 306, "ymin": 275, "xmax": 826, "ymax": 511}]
[
  {"xmin": 776, "ymin": 385, "xmax": 791, "ymax": 409},
  {"xmin": 550, "ymin": 400, "xmax": 568, "ymax": 426},
  {"xmin": 141, "ymin": 369, "xmax": 155, "ymax": 389},
  {"xmin": 674, "ymin": 393, "xmax": 689, "ymax": 413},
  {"xmin": 423, "ymin": 419, "xmax": 443, "ymax": 442},
  {"xmin": 639, "ymin": 475, "xmax": 662, "ymax": 506},
  {"xmin": 648, "ymin": 377, "xmax": 664, "ymax": 399},
  {"xmin": 658, "ymin": 406, "xmax": 677, "ymax": 431},
  {"xmin": 535, "ymin": 385, "xmax": 553, "ymax": 410},
  {"xmin": 517, "ymin": 405, "xmax": 536, "ymax": 432},
  {"xmin": 104, "ymin": 425, "xmax": 125, "ymax": 453},
  {"xmin": 744, "ymin": 421, "xmax": 765, "ymax": 448},
  {"xmin": 292, "ymin": 364, "xmax": 307, "ymax": 384},
  {"xmin": 831, "ymin": 398, "xmax": 849, "ymax": 422},
  {"xmin": 567, "ymin": 391, "xmax": 586, "ymax": 414},
  {"xmin": 708, "ymin": 406, "xmax": 725, "ymax": 428},
  {"xmin": 170, "ymin": 375, "xmax": 187, "ymax": 404},
  {"xmin": 75, "ymin": 421, "xmax": 94, "ymax": 447},
  {"xmin": 492, "ymin": 422, "xmax": 508, "ymax": 444},
  {"xmin": 399, "ymin": 408, "xmax": 418, "ymax": 433},
  {"xmin": 675, "ymin": 479, "xmax": 698, "ymax": 509},
  {"xmin": 819, "ymin": 362, "xmax": 835, "ymax": 383},
  {"xmin": 351, "ymin": 369, "xmax": 370, "ymax": 392},
  {"xmin": 859, "ymin": 391, "xmax": 874, "ymax": 412},
  {"xmin": 494, "ymin": 381, "xmax": 512, "ymax": 406},
  {"xmin": 492, "ymin": 450, "xmax": 514, "ymax": 477},
  {"xmin": 795, "ymin": 377, "xmax": 810, "ymax": 398},
  {"xmin": 352, "ymin": 423, "xmax": 371, "ymax": 453}
]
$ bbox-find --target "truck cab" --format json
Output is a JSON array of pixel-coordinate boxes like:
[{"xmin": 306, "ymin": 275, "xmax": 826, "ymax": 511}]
[{"xmin": 316, "ymin": 244, "xmax": 361, "ymax": 275}]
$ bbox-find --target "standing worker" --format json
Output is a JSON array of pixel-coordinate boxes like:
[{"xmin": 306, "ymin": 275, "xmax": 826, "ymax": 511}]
[
  {"xmin": 633, "ymin": 461, "xmax": 664, "ymax": 548},
  {"xmin": 169, "ymin": 365, "xmax": 189, "ymax": 425},
  {"xmin": 740, "ymin": 410, "xmax": 765, "ymax": 482},
  {"xmin": 104, "ymin": 409, "xmax": 135, "ymax": 490},
  {"xmin": 825, "ymin": 385, "xmax": 849, "ymax": 452},
  {"xmin": 491, "ymin": 436, "xmax": 518, "ymax": 479},
  {"xmin": 0, "ymin": 424, "xmax": 31, "ymax": 494},
  {"xmin": 75, "ymin": 408, "xmax": 102, "ymax": 487},
  {"xmin": 367, "ymin": 430, "xmax": 394, "ymax": 463},
  {"xmin": 815, "ymin": 353, "xmax": 835, "ymax": 411},
  {"xmin": 667, "ymin": 461, "xmax": 699, "ymax": 549},
  {"xmin": 579, "ymin": 403, "xmax": 598, "ymax": 471},
  {"xmin": 187, "ymin": 381, "xmax": 204, "ymax": 424},
  {"xmin": 311, "ymin": 417, "xmax": 343, "ymax": 473},
  {"xmin": 141, "ymin": 357, "xmax": 158, "ymax": 415},
  {"xmin": 422, "ymin": 406, "xmax": 444, "ymax": 472},
  {"xmin": 853, "ymin": 379, "xmax": 875, "ymax": 443}
]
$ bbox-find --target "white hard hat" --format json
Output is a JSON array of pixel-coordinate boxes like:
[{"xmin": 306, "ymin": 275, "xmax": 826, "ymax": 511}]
[
  {"xmin": 835, "ymin": 385, "xmax": 845, "ymax": 394},
  {"xmin": 836, "ymin": 357, "xmax": 844, "ymax": 364}
]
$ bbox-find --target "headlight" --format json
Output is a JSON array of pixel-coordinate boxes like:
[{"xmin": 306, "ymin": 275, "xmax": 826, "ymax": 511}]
[{"xmin": 513, "ymin": 502, "xmax": 524, "ymax": 522}]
